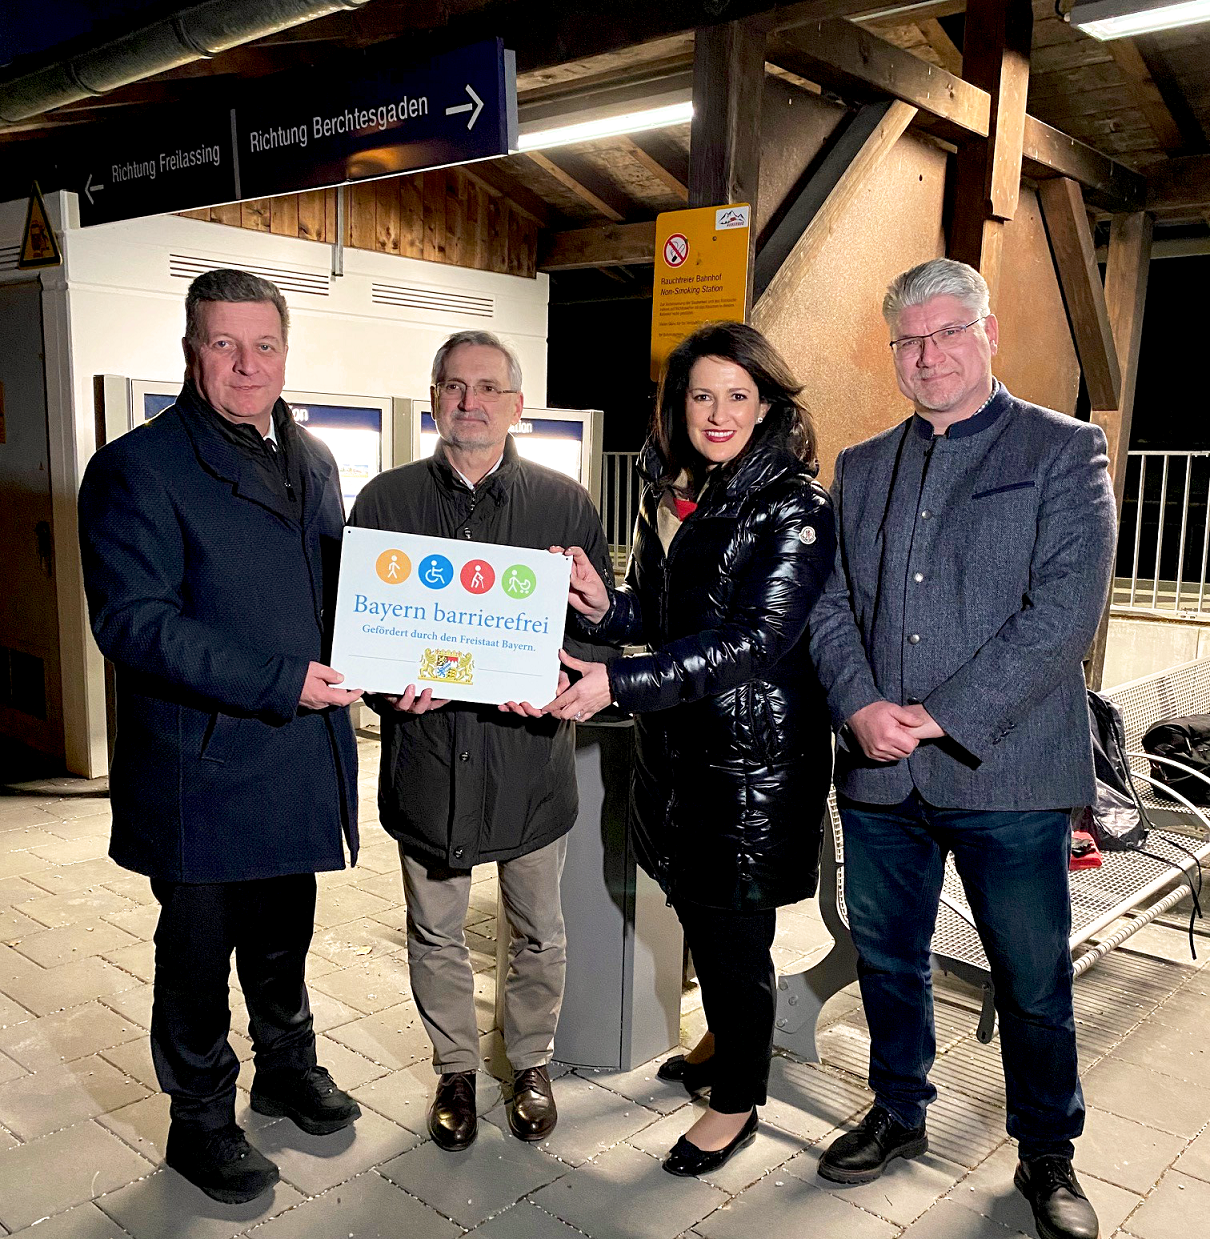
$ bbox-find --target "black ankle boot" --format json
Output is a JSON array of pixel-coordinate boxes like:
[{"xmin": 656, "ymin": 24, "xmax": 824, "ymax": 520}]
[
  {"xmin": 657, "ymin": 1054, "xmax": 714, "ymax": 1096},
  {"xmin": 1015, "ymin": 1156, "xmax": 1100, "ymax": 1239},
  {"xmin": 251, "ymin": 1065, "xmax": 361, "ymax": 1135},
  {"xmin": 165, "ymin": 1123, "xmax": 279, "ymax": 1204},
  {"xmin": 817, "ymin": 1105, "xmax": 928, "ymax": 1185}
]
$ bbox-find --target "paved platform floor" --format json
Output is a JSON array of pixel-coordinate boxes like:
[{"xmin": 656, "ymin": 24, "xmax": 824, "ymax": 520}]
[{"xmin": 0, "ymin": 737, "xmax": 1206, "ymax": 1238}]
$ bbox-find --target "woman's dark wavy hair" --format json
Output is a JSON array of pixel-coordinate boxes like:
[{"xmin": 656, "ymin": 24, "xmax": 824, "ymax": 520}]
[{"xmin": 651, "ymin": 321, "xmax": 818, "ymax": 496}]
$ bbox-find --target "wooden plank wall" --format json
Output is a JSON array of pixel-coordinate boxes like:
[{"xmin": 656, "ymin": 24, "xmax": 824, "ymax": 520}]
[{"xmin": 179, "ymin": 168, "xmax": 539, "ymax": 278}]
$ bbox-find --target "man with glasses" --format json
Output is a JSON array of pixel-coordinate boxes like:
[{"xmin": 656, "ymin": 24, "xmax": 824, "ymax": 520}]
[
  {"xmin": 811, "ymin": 259, "xmax": 1114, "ymax": 1239},
  {"xmin": 348, "ymin": 330, "xmax": 613, "ymax": 1152}
]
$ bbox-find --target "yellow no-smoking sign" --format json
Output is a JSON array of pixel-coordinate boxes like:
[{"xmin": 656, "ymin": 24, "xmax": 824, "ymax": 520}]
[{"xmin": 650, "ymin": 204, "xmax": 750, "ymax": 380}]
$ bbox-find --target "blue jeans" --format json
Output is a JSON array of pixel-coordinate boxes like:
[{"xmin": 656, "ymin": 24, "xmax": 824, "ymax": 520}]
[{"xmin": 840, "ymin": 794, "xmax": 1084, "ymax": 1160}]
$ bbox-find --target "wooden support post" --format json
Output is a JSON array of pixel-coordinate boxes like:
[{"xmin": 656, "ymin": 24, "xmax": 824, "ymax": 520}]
[
  {"xmin": 1037, "ymin": 176, "xmax": 1122, "ymax": 412},
  {"xmin": 689, "ymin": 18, "xmax": 766, "ymax": 312},
  {"xmin": 752, "ymin": 100, "xmax": 917, "ymax": 330},
  {"xmin": 948, "ymin": 0, "xmax": 1032, "ymax": 298},
  {"xmin": 1085, "ymin": 212, "xmax": 1154, "ymax": 688}
]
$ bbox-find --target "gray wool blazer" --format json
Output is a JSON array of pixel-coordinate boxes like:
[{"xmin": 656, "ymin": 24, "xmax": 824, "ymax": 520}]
[{"xmin": 810, "ymin": 385, "xmax": 1117, "ymax": 811}]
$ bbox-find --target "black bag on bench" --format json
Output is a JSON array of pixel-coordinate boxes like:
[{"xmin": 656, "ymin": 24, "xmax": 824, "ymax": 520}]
[
  {"xmin": 1142, "ymin": 714, "xmax": 1210, "ymax": 805},
  {"xmin": 1080, "ymin": 690, "xmax": 1150, "ymax": 851}
]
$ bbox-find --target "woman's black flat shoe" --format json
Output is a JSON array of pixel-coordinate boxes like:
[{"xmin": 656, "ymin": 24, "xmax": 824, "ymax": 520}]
[
  {"xmin": 656, "ymin": 1054, "xmax": 714, "ymax": 1096},
  {"xmin": 662, "ymin": 1109, "xmax": 758, "ymax": 1178}
]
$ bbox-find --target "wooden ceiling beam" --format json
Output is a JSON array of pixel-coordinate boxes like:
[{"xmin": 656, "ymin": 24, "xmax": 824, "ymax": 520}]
[
  {"xmin": 622, "ymin": 133, "xmax": 689, "ymax": 202},
  {"xmin": 1147, "ymin": 154, "xmax": 1210, "ymax": 211},
  {"xmin": 460, "ymin": 160, "xmax": 554, "ymax": 228},
  {"xmin": 538, "ymin": 220, "xmax": 656, "ymax": 270},
  {"xmin": 1105, "ymin": 39, "xmax": 1186, "ymax": 153},
  {"xmin": 1037, "ymin": 176, "xmax": 1122, "ymax": 411},
  {"xmin": 1022, "ymin": 117, "xmax": 1147, "ymax": 212},
  {"xmin": 523, "ymin": 150, "xmax": 632, "ymax": 222},
  {"xmin": 916, "ymin": 18, "xmax": 963, "ymax": 76}
]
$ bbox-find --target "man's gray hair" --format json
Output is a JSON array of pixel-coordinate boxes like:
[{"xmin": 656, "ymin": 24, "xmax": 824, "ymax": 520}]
[
  {"xmin": 431, "ymin": 330, "xmax": 523, "ymax": 390},
  {"xmin": 883, "ymin": 258, "xmax": 991, "ymax": 325},
  {"xmin": 184, "ymin": 268, "xmax": 290, "ymax": 354}
]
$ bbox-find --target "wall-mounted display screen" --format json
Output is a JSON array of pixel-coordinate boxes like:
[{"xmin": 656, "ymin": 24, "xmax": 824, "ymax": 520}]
[
  {"xmin": 418, "ymin": 412, "xmax": 586, "ymax": 486},
  {"xmin": 287, "ymin": 402, "xmax": 382, "ymax": 508}
]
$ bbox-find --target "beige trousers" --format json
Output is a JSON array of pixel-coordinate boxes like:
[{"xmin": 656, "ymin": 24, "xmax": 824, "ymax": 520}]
[{"xmin": 399, "ymin": 835, "xmax": 568, "ymax": 1075}]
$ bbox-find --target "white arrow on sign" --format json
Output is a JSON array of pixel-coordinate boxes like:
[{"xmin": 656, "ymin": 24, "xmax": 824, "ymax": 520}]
[
  {"xmin": 444, "ymin": 84, "xmax": 484, "ymax": 130},
  {"xmin": 84, "ymin": 173, "xmax": 104, "ymax": 206}
]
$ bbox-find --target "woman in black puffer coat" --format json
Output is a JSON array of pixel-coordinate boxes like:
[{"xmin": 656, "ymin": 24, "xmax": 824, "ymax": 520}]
[{"xmin": 549, "ymin": 321, "xmax": 836, "ymax": 1177}]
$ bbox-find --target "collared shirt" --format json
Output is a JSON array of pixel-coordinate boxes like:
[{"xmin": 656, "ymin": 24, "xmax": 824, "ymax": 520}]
[{"xmin": 450, "ymin": 451, "xmax": 504, "ymax": 492}]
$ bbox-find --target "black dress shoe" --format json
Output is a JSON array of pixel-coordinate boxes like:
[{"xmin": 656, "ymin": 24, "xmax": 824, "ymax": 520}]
[
  {"xmin": 428, "ymin": 1071, "xmax": 478, "ymax": 1151},
  {"xmin": 817, "ymin": 1105, "xmax": 928, "ymax": 1184},
  {"xmin": 1015, "ymin": 1156, "xmax": 1100, "ymax": 1239},
  {"xmin": 509, "ymin": 1065, "xmax": 557, "ymax": 1141},
  {"xmin": 251, "ymin": 1065, "xmax": 362, "ymax": 1136},
  {"xmin": 663, "ymin": 1109, "xmax": 758, "ymax": 1177},
  {"xmin": 165, "ymin": 1122, "xmax": 280, "ymax": 1205},
  {"xmin": 657, "ymin": 1054, "xmax": 714, "ymax": 1096}
]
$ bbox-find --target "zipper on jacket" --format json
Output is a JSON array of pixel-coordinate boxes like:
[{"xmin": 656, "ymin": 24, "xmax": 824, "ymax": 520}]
[{"xmin": 462, "ymin": 489, "xmax": 476, "ymax": 539}]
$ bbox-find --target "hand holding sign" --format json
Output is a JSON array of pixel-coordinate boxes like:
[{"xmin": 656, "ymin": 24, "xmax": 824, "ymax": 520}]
[
  {"xmin": 551, "ymin": 545, "xmax": 610, "ymax": 624},
  {"xmin": 546, "ymin": 651, "xmax": 613, "ymax": 723}
]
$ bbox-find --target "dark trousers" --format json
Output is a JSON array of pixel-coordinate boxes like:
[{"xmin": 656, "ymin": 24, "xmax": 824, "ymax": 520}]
[
  {"xmin": 675, "ymin": 899, "xmax": 777, "ymax": 1114},
  {"xmin": 150, "ymin": 873, "xmax": 319, "ymax": 1131},
  {"xmin": 840, "ymin": 794, "xmax": 1084, "ymax": 1160}
]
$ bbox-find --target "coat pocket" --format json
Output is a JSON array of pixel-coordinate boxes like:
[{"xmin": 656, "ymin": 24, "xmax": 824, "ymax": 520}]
[
  {"xmin": 199, "ymin": 712, "xmax": 244, "ymax": 765},
  {"xmin": 971, "ymin": 480, "xmax": 1035, "ymax": 500}
]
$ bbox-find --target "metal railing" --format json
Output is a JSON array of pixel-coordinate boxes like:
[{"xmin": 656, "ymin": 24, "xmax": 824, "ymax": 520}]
[
  {"xmin": 1116, "ymin": 451, "xmax": 1210, "ymax": 617},
  {"xmin": 601, "ymin": 451, "xmax": 641, "ymax": 575}
]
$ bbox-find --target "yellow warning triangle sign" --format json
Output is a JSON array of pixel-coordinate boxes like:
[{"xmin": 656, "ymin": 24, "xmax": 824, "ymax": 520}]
[{"xmin": 18, "ymin": 182, "xmax": 62, "ymax": 269}]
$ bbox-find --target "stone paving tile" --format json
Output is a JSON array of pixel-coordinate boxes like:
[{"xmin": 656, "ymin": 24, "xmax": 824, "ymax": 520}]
[
  {"xmin": 628, "ymin": 1104, "xmax": 807, "ymax": 1194},
  {"xmin": 351, "ymin": 1062, "xmax": 504, "ymax": 1134},
  {"xmin": 0, "ymin": 956, "xmax": 141, "ymax": 1018},
  {"xmin": 0, "ymin": 1120, "xmax": 153, "ymax": 1231},
  {"xmin": 466, "ymin": 1199, "xmax": 591, "ymax": 1239},
  {"xmin": 97, "ymin": 1087, "xmax": 278, "ymax": 1161},
  {"xmin": 8, "ymin": 919, "xmax": 139, "ymax": 970},
  {"xmin": 99, "ymin": 873, "xmax": 153, "ymax": 904},
  {"xmin": 312, "ymin": 1034, "xmax": 387, "ymax": 1091},
  {"xmin": 381, "ymin": 1115, "xmax": 566, "ymax": 1228},
  {"xmin": 28, "ymin": 838, "xmax": 111, "ymax": 867},
  {"xmin": 0, "ymin": 906, "xmax": 44, "ymax": 939},
  {"xmin": 98, "ymin": 1036, "xmax": 160, "ymax": 1092},
  {"xmin": 759, "ymin": 1057, "xmax": 870, "ymax": 1145},
  {"xmin": 98, "ymin": 940, "xmax": 155, "ymax": 984},
  {"xmin": 0, "ymin": 992, "xmax": 35, "ymax": 1028},
  {"xmin": 897, "ymin": 1196, "xmax": 1022, "ymax": 1238},
  {"xmin": 351, "ymin": 868, "xmax": 405, "ymax": 904},
  {"xmin": 0, "ymin": 852, "xmax": 53, "ymax": 882},
  {"xmin": 312, "ymin": 885, "xmax": 396, "ymax": 930},
  {"xmin": 948, "ymin": 1142, "xmax": 1143, "ymax": 1238},
  {"xmin": 7, "ymin": 1201, "xmax": 133, "ymax": 1238},
  {"xmin": 0, "ymin": 1053, "xmax": 149, "ymax": 1139},
  {"xmin": 1126, "ymin": 1169, "xmax": 1210, "ymax": 1239},
  {"xmin": 98, "ymin": 983, "xmax": 152, "ymax": 1030},
  {"xmin": 305, "ymin": 987, "xmax": 359, "ymax": 1035},
  {"xmin": 787, "ymin": 1147, "xmax": 968, "ymax": 1227},
  {"xmin": 578, "ymin": 1060, "xmax": 697, "ymax": 1117},
  {"xmin": 25, "ymin": 860, "xmax": 136, "ymax": 897},
  {"xmin": 307, "ymin": 915, "xmax": 407, "ymax": 968},
  {"xmin": 0, "ymin": 1050, "xmax": 26, "ymax": 1086},
  {"xmin": 324, "ymin": 1001, "xmax": 431, "ymax": 1071},
  {"xmin": 0, "ymin": 1001, "xmax": 143, "ymax": 1072},
  {"xmin": 695, "ymin": 1170, "xmax": 897, "ymax": 1239},
  {"xmin": 0, "ymin": 877, "xmax": 52, "ymax": 910},
  {"xmin": 249, "ymin": 1106, "xmax": 417, "ymax": 1197},
  {"xmin": 13, "ymin": 889, "xmax": 136, "ymax": 931},
  {"xmin": 1073, "ymin": 1106, "xmax": 1190, "ymax": 1194},
  {"xmin": 1173, "ymin": 1125, "xmax": 1210, "ymax": 1182},
  {"xmin": 1083, "ymin": 1052, "xmax": 1210, "ymax": 1137},
  {"xmin": 249, "ymin": 1170, "xmax": 459, "ymax": 1239},
  {"xmin": 98, "ymin": 1168, "xmax": 302, "ymax": 1239},
  {"xmin": 482, "ymin": 1072, "xmax": 660, "ymax": 1167},
  {"xmin": 0, "ymin": 827, "xmax": 63, "ymax": 855},
  {"xmin": 308, "ymin": 954, "xmax": 413, "ymax": 1014}
]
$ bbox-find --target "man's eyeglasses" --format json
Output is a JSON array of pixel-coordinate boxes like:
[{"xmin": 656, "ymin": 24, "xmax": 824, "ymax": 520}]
[
  {"xmin": 889, "ymin": 317, "xmax": 987, "ymax": 358},
  {"xmin": 434, "ymin": 380, "xmax": 518, "ymax": 402}
]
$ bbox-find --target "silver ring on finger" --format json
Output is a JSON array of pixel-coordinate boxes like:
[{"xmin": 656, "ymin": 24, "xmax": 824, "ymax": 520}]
[{"xmin": 575, "ymin": 711, "xmax": 583, "ymax": 720}]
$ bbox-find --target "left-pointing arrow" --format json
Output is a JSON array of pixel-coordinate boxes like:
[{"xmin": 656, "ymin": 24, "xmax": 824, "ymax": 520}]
[{"xmin": 84, "ymin": 173, "xmax": 104, "ymax": 206}]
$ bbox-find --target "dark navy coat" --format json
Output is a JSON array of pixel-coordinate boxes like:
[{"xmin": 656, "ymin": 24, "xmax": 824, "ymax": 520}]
[
  {"xmin": 77, "ymin": 387, "xmax": 358, "ymax": 882},
  {"xmin": 596, "ymin": 439, "xmax": 836, "ymax": 912}
]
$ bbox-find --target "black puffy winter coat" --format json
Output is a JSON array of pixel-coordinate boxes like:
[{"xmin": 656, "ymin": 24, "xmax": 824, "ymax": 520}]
[{"xmin": 596, "ymin": 438, "xmax": 836, "ymax": 911}]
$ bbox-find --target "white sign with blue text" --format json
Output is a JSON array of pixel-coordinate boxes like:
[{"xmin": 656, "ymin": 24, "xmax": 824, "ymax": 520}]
[{"xmin": 331, "ymin": 527, "xmax": 572, "ymax": 705}]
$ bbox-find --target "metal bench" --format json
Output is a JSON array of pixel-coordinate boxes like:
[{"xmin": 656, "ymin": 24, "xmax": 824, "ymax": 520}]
[{"xmin": 773, "ymin": 657, "xmax": 1210, "ymax": 1060}]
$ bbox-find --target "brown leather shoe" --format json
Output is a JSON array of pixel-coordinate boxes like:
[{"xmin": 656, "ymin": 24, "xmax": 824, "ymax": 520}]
[
  {"xmin": 428, "ymin": 1071, "xmax": 477, "ymax": 1151},
  {"xmin": 508, "ymin": 1065, "xmax": 557, "ymax": 1141}
]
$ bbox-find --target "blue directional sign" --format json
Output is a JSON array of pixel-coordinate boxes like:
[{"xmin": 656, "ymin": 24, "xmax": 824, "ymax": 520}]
[{"xmin": 74, "ymin": 39, "xmax": 516, "ymax": 228}]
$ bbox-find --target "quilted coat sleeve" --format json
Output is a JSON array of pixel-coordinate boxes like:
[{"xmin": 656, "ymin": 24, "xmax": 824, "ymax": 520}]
[
  {"xmin": 78, "ymin": 446, "xmax": 309, "ymax": 725},
  {"xmin": 607, "ymin": 487, "xmax": 835, "ymax": 713}
]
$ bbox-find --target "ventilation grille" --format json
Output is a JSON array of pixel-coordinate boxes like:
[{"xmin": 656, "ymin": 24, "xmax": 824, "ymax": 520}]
[
  {"xmin": 0, "ymin": 243, "xmax": 20, "ymax": 272},
  {"xmin": 168, "ymin": 253, "xmax": 330, "ymax": 296},
  {"xmin": 371, "ymin": 282, "xmax": 494, "ymax": 318}
]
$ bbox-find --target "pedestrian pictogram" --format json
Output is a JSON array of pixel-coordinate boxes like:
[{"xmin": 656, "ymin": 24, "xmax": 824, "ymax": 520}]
[
  {"xmin": 461, "ymin": 559, "xmax": 495, "ymax": 594},
  {"xmin": 18, "ymin": 183, "xmax": 62, "ymax": 270},
  {"xmin": 663, "ymin": 233, "xmax": 689, "ymax": 267},
  {"xmin": 502, "ymin": 564, "xmax": 536, "ymax": 598},
  {"xmin": 376, "ymin": 549, "xmax": 412, "ymax": 584}
]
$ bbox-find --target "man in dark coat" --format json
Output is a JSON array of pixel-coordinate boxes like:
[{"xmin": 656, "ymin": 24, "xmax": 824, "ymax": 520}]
[
  {"xmin": 348, "ymin": 330, "xmax": 613, "ymax": 1152},
  {"xmin": 77, "ymin": 269, "xmax": 363, "ymax": 1206},
  {"xmin": 810, "ymin": 258, "xmax": 1114, "ymax": 1239}
]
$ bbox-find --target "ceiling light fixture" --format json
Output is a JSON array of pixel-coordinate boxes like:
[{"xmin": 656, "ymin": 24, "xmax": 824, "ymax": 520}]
[
  {"xmin": 1068, "ymin": 0, "xmax": 1210, "ymax": 40},
  {"xmin": 516, "ymin": 101, "xmax": 694, "ymax": 152}
]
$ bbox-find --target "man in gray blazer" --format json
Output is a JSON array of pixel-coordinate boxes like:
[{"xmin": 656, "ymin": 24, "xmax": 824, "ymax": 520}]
[{"xmin": 811, "ymin": 258, "xmax": 1114, "ymax": 1239}]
